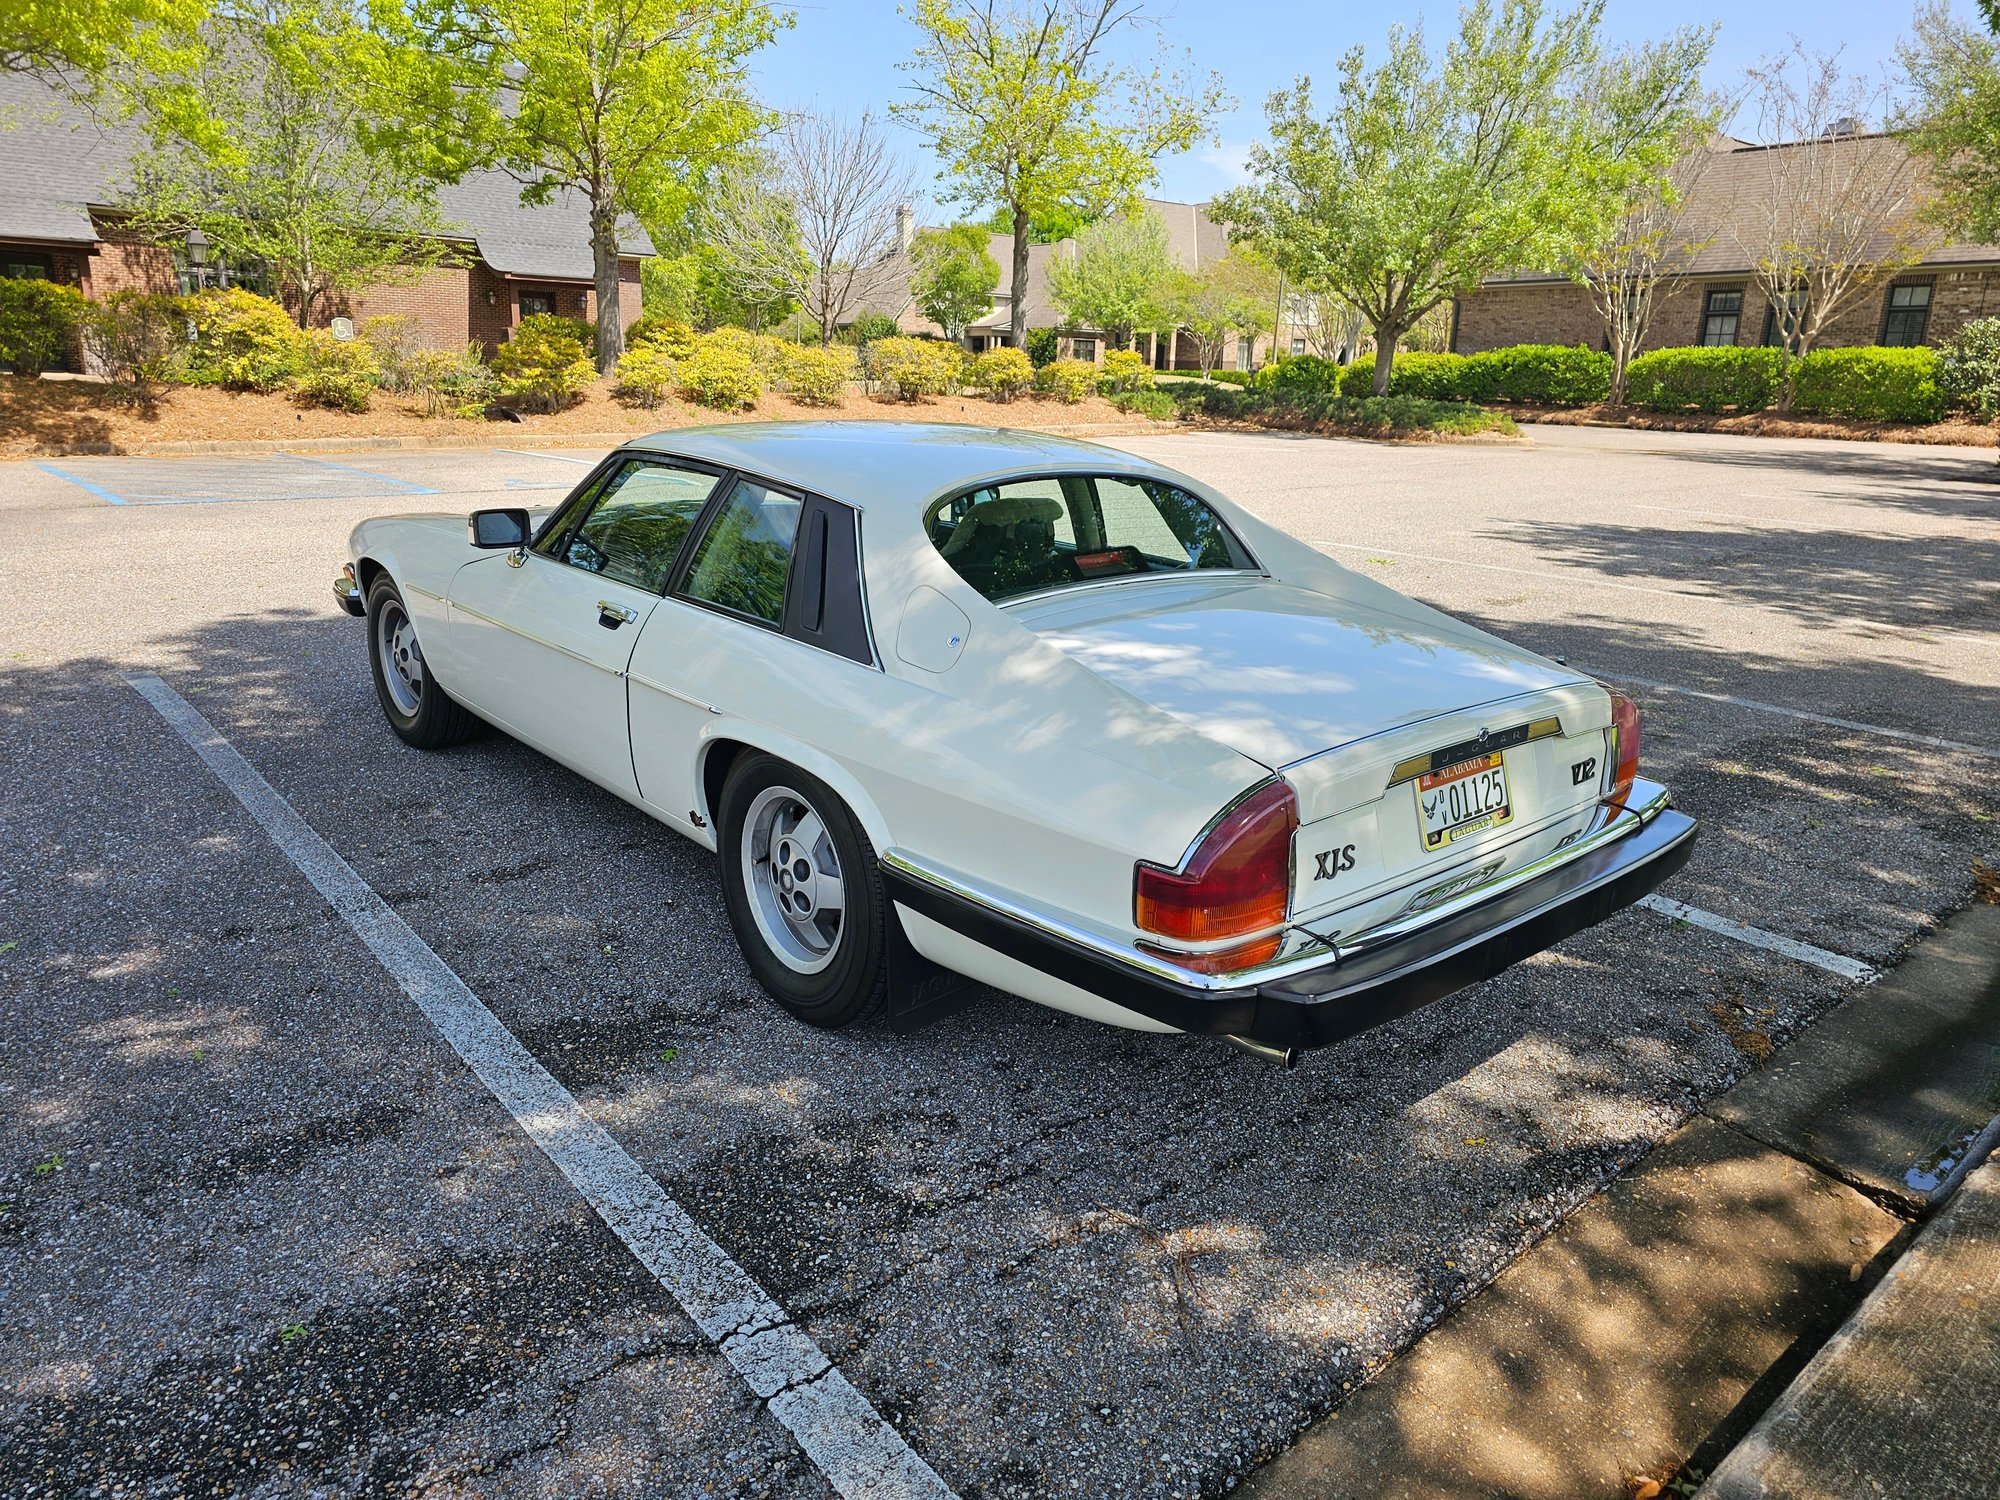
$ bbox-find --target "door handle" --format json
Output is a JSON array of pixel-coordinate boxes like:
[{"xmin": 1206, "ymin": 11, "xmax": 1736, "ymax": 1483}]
[{"xmin": 597, "ymin": 600, "xmax": 638, "ymax": 628}]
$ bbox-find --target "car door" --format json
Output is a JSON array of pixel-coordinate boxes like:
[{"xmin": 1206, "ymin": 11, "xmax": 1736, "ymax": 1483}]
[
  {"xmin": 628, "ymin": 478, "xmax": 873, "ymax": 831},
  {"xmin": 447, "ymin": 454, "xmax": 724, "ymax": 799}
]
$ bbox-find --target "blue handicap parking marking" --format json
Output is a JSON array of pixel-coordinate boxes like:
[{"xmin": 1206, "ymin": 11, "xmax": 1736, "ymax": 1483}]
[{"xmin": 32, "ymin": 454, "xmax": 439, "ymax": 506}]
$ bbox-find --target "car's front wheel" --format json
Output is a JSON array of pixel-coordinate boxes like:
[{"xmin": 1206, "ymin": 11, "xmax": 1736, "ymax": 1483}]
[
  {"xmin": 366, "ymin": 575, "xmax": 478, "ymax": 750},
  {"xmin": 718, "ymin": 752, "xmax": 888, "ymax": 1028}
]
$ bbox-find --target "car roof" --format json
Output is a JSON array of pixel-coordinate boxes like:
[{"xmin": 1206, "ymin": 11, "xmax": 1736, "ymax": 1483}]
[{"xmin": 622, "ymin": 421, "xmax": 1169, "ymax": 510}]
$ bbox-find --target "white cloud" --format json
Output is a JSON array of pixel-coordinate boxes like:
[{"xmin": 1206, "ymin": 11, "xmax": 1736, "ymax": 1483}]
[{"xmin": 1199, "ymin": 139, "xmax": 1256, "ymax": 187}]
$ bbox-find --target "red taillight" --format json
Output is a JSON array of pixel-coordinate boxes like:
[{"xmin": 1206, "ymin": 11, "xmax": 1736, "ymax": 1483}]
[
  {"xmin": 1135, "ymin": 780, "xmax": 1297, "ymax": 959},
  {"xmin": 1606, "ymin": 689, "xmax": 1641, "ymax": 807}
]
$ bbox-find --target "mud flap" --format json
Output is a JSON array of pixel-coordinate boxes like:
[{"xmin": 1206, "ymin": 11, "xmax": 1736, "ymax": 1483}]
[{"xmin": 884, "ymin": 903, "xmax": 978, "ymax": 1035}]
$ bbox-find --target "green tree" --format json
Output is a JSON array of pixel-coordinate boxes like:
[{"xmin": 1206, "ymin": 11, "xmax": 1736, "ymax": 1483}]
[
  {"xmin": 1903, "ymin": 3, "xmax": 2000, "ymax": 242},
  {"xmin": 1160, "ymin": 248, "xmax": 1278, "ymax": 376},
  {"xmin": 909, "ymin": 223, "xmax": 1000, "ymax": 340},
  {"xmin": 895, "ymin": 0, "xmax": 1225, "ymax": 349},
  {"xmin": 980, "ymin": 203, "xmax": 1091, "ymax": 244},
  {"xmin": 1047, "ymin": 210, "xmax": 1172, "ymax": 348},
  {"xmin": 419, "ymin": 0, "xmax": 781, "ymax": 371},
  {"xmin": 4, "ymin": 0, "xmax": 200, "ymax": 81},
  {"xmin": 1217, "ymin": 0, "xmax": 1690, "ymax": 395},
  {"xmin": 119, "ymin": 0, "xmax": 474, "ymax": 328}
]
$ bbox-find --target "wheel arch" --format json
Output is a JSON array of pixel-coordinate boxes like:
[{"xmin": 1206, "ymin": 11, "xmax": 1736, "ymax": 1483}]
[{"xmin": 696, "ymin": 729, "xmax": 894, "ymax": 858}]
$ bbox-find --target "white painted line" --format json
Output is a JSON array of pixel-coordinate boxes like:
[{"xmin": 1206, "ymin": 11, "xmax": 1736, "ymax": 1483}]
[
  {"xmin": 1637, "ymin": 895, "xmax": 1878, "ymax": 983},
  {"xmin": 1324, "ymin": 542, "xmax": 1705, "ymax": 601},
  {"xmin": 127, "ymin": 674, "xmax": 956, "ymax": 1500},
  {"xmin": 1574, "ymin": 666, "xmax": 2000, "ymax": 762},
  {"xmin": 499, "ymin": 448, "xmax": 601, "ymax": 464}
]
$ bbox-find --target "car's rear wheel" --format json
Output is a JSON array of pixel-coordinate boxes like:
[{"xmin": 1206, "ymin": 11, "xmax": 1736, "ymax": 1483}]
[
  {"xmin": 366, "ymin": 575, "xmax": 478, "ymax": 750},
  {"xmin": 718, "ymin": 752, "xmax": 888, "ymax": 1028}
]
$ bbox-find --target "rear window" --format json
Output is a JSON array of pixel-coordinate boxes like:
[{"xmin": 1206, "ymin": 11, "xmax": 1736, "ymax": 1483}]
[{"xmin": 926, "ymin": 473, "xmax": 1253, "ymax": 603}]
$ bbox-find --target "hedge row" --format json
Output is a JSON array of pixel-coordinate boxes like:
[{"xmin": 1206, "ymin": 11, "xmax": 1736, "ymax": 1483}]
[
  {"xmin": 1169, "ymin": 380, "xmax": 1516, "ymax": 436},
  {"xmin": 1620, "ymin": 344, "xmax": 1945, "ymax": 421},
  {"xmin": 1248, "ymin": 345, "xmax": 1614, "ymax": 407}
]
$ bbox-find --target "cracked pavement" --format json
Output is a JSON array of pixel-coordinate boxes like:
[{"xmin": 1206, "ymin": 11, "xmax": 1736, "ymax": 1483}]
[{"xmin": 2, "ymin": 426, "xmax": 1995, "ymax": 1497}]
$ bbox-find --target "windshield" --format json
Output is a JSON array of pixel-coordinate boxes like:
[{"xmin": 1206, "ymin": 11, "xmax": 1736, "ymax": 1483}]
[{"xmin": 925, "ymin": 473, "xmax": 1255, "ymax": 603}]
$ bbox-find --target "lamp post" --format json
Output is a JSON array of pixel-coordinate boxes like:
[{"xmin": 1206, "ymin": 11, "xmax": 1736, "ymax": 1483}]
[{"xmin": 184, "ymin": 227, "xmax": 213, "ymax": 292}]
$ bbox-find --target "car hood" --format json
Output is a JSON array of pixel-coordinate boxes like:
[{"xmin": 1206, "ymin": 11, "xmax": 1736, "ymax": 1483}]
[{"xmin": 1016, "ymin": 576, "xmax": 1586, "ymax": 769}]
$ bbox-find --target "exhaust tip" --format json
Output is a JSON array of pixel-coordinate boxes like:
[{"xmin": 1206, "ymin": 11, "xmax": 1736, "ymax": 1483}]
[{"xmin": 1222, "ymin": 1034, "xmax": 1300, "ymax": 1069}]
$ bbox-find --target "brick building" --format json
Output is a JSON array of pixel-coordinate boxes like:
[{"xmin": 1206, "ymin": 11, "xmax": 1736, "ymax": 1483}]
[
  {"xmin": 0, "ymin": 72, "xmax": 650, "ymax": 366},
  {"xmin": 1453, "ymin": 131, "xmax": 2000, "ymax": 356}
]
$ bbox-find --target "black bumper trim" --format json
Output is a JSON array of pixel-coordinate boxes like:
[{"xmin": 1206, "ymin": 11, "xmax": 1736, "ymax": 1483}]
[{"xmin": 881, "ymin": 807, "xmax": 1698, "ymax": 1051}]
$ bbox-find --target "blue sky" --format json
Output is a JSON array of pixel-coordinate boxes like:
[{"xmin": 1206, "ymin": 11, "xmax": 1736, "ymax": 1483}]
[{"xmin": 751, "ymin": 0, "xmax": 1975, "ymax": 214}]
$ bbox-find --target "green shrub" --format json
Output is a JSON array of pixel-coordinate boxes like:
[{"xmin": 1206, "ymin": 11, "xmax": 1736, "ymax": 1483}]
[
  {"xmin": 1937, "ymin": 318, "xmax": 2000, "ymax": 419},
  {"xmin": 613, "ymin": 342, "xmax": 677, "ymax": 407},
  {"xmin": 292, "ymin": 330, "xmax": 381, "ymax": 412},
  {"xmin": 1036, "ymin": 357, "xmax": 1098, "ymax": 403},
  {"xmin": 702, "ymin": 325, "xmax": 790, "ymax": 380},
  {"xmin": 1204, "ymin": 367, "xmax": 1253, "ymax": 385},
  {"xmin": 1463, "ymin": 344, "xmax": 1611, "ymax": 405},
  {"xmin": 357, "ymin": 314, "xmax": 423, "ymax": 391},
  {"xmin": 842, "ymin": 311, "xmax": 901, "ymax": 346},
  {"xmin": 780, "ymin": 343, "xmax": 855, "ymax": 406},
  {"xmin": 676, "ymin": 340, "xmax": 763, "ymax": 409},
  {"xmin": 1026, "ymin": 327, "xmax": 1059, "ymax": 368},
  {"xmin": 626, "ymin": 315, "xmax": 698, "ymax": 355},
  {"xmin": 1789, "ymin": 346, "xmax": 1944, "ymax": 423},
  {"xmin": 1111, "ymin": 389, "xmax": 1176, "ymax": 420},
  {"xmin": 78, "ymin": 291, "xmax": 184, "ymax": 395},
  {"xmin": 1342, "ymin": 351, "xmax": 1470, "ymax": 400},
  {"xmin": 967, "ymin": 346, "xmax": 1034, "ymax": 400},
  {"xmin": 1624, "ymin": 346, "xmax": 1782, "ymax": 413},
  {"xmin": 868, "ymin": 336, "xmax": 962, "ymax": 398},
  {"xmin": 1101, "ymin": 348, "xmax": 1153, "ymax": 393},
  {"xmin": 1167, "ymin": 380, "xmax": 1514, "ymax": 435},
  {"xmin": 0, "ymin": 276, "xmax": 87, "ymax": 376},
  {"xmin": 404, "ymin": 342, "xmax": 493, "ymax": 418},
  {"xmin": 180, "ymin": 288, "xmax": 302, "ymax": 391},
  {"xmin": 490, "ymin": 313, "xmax": 596, "ymax": 411},
  {"xmin": 1261, "ymin": 354, "xmax": 1347, "ymax": 400}
]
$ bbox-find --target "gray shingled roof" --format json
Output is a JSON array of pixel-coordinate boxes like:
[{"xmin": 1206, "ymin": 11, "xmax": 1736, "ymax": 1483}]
[
  {"xmin": 1483, "ymin": 131, "xmax": 1996, "ymax": 287},
  {"xmin": 0, "ymin": 70, "xmax": 651, "ymax": 275}
]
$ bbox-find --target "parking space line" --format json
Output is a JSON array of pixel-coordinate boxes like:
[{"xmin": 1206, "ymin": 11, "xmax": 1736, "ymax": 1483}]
[
  {"xmin": 499, "ymin": 448, "xmax": 600, "ymax": 464},
  {"xmin": 1577, "ymin": 666, "xmax": 2000, "ymax": 762},
  {"xmin": 294, "ymin": 456, "xmax": 440, "ymax": 495},
  {"xmin": 126, "ymin": 673, "xmax": 957, "ymax": 1500},
  {"xmin": 32, "ymin": 461, "xmax": 129, "ymax": 505},
  {"xmin": 1637, "ymin": 895, "xmax": 1879, "ymax": 982}
]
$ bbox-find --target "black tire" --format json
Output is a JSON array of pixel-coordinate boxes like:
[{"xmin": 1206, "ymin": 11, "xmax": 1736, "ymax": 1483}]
[
  {"xmin": 718, "ymin": 752, "xmax": 889, "ymax": 1028},
  {"xmin": 365, "ymin": 574, "xmax": 479, "ymax": 750}
]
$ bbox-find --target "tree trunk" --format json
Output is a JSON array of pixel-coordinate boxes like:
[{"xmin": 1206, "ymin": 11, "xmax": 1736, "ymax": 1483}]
[
  {"xmin": 1609, "ymin": 352, "xmax": 1628, "ymax": 408},
  {"xmin": 1009, "ymin": 205, "xmax": 1030, "ymax": 349},
  {"xmin": 591, "ymin": 198, "xmax": 624, "ymax": 374},
  {"xmin": 1370, "ymin": 327, "xmax": 1399, "ymax": 396}
]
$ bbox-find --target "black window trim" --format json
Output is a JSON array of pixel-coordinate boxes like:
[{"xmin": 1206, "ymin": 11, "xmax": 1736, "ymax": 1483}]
[
  {"xmin": 1879, "ymin": 277, "xmax": 1935, "ymax": 346},
  {"xmin": 666, "ymin": 471, "xmax": 809, "ymax": 636},
  {"xmin": 528, "ymin": 451, "xmax": 733, "ymax": 591},
  {"xmin": 1699, "ymin": 285, "xmax": 1744, "ymax": 346}
]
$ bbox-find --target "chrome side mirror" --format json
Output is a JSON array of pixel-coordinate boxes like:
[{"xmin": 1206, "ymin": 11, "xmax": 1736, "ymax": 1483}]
[{"xmin": 469, "ymin": 508, "xmax": 530, "ymax": 548}]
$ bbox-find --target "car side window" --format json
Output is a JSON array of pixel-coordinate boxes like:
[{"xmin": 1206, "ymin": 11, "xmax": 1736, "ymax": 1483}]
[
  {"xmin": 679, "ymin": 478, "xmax": 803, "ymax": 625},
  {"xmin": 544, "ymin": 458, "xmax": 721, "ymax": 594}
]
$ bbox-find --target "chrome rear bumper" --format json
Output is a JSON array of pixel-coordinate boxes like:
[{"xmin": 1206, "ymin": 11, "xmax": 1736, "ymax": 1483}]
[{"xmin": 880, "ymin": 779, "xmax": 1697, "ymax": 1051}]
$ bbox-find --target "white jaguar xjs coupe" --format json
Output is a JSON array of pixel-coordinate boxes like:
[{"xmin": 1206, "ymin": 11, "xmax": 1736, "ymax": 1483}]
[{"xmin": 336, "ymin": 422, "xmax": 1695, "ymax": 1064}]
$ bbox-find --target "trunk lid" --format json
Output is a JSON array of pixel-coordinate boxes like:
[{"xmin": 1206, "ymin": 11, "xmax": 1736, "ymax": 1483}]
[{"xmin": 1015, "ymin": 574, "xmax": 1614, "ymax": 931}]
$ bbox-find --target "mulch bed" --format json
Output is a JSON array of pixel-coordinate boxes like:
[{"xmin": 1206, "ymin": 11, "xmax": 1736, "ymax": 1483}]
[
  {"xmin": 1492, "ymin": 401, "xmax": 2000, "ymax": 449},
  {"xmin": 0, "ymin": 377, "xmax": 1164, "ymax": 458}
]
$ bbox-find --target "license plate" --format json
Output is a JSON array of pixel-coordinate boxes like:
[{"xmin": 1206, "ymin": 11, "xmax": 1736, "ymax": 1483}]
[{"xmin": 1417, "ymin": 753, "xmax": 1512, "ymax": 851}]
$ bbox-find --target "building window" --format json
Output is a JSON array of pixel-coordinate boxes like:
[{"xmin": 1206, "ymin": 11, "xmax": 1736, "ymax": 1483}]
[
  {"xmin": 1235, "ymin": 336, "xmax": 1253, "ymax": 371},
  {"xmin": 1291, "ymin": 337, "xmax": 1307, "ymax": 356},
  {"xmin": 1070, "ymin": 336, "xmax": 1096, "ymax": 362},
  {"xmin": 3, "ymin": 251, "xmax": 53, "ymax": 280},
  {"xmin": 1700, "ymin": 289, "xmax": 1742, "ymax": 346},
  {"xmin": 518, "ymin": 291, "xmax": 556, "ymax": 317},
  {"xmin": 1882, "ymin": 282, "xmax": 1933, "ymax": 346}
]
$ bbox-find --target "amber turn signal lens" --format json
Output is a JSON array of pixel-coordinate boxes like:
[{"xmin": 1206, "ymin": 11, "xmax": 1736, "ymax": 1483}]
[
  {"xmin": 1141, "ymin": 931, "xmax": 1287, "ymax": 975},
  {"xmin": 1607, "ymin": 688, "xmax": 1641, "ymax": 807},
  {"xmin": 1134, "ymin": 779, "xmax": 1297, "ymax": 946}
]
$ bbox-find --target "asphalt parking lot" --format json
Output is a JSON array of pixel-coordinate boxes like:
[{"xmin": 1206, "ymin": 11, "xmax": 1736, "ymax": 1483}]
[{"xmin": 2, "ymin": 424, "xmax": 1995, "ymax": 1499}]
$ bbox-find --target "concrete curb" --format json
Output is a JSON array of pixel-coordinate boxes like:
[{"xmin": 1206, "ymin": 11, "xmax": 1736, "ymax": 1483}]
[{"xmin": 13, "ymin": 419, "xmax": 1177, "ymax": 461}]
